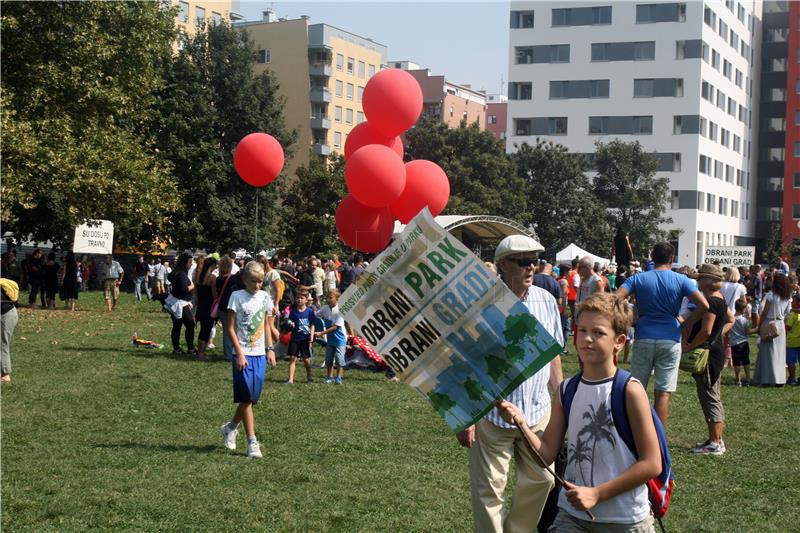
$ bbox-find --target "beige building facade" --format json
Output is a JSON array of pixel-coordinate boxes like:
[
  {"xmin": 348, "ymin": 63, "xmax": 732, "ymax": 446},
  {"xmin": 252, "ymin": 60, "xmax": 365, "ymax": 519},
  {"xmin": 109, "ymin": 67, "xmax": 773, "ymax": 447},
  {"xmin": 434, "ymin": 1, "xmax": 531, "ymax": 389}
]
[
  {"xmin": 171, "ymin": 0, "xmax": 240, "ymax": 37},
  {"xmin": 236, "ymin": 14, "xmax": 387, "ymax": 174}
]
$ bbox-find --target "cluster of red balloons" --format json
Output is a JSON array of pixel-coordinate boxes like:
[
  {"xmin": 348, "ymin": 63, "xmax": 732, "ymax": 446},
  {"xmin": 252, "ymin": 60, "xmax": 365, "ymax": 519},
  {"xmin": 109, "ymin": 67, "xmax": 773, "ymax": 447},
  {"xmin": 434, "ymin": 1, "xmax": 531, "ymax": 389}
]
[
  {"xmin": 336, "ymin": 69, "xmax": 450, "ymax": 253},
  {"xmin": 234, "ymin": 132, "xmax": 285, "ymax": 187}
]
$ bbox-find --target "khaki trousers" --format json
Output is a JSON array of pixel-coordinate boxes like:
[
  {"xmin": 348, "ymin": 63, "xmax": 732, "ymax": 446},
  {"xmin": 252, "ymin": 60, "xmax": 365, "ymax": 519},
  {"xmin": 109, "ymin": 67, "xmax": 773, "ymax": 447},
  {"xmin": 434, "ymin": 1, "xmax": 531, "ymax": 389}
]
[{"xmin": 469, "ymin": 410, "xmax": 554, "ymax": 533}]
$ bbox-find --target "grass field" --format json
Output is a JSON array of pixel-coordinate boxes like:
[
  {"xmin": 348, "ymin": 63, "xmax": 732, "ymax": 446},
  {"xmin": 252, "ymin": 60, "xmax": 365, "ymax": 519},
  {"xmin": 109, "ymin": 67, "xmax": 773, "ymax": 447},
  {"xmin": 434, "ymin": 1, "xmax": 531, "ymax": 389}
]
[{"xmin": 2, "ymin": 291, "xmax": 798, "ymax": 532}]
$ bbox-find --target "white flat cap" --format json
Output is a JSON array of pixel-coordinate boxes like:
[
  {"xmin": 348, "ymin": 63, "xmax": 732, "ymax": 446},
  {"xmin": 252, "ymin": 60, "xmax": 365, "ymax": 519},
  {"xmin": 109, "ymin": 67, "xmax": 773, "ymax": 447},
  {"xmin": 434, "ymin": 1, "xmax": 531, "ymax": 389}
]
[{"xmin": 494, "ymin": 234, "xmax": 545, "ymax": 261}]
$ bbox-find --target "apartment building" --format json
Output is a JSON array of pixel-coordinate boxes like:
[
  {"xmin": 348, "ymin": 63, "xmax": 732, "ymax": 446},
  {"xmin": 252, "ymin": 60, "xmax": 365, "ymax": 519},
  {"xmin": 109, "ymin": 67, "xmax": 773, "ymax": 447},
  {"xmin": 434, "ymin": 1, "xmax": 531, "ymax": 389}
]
[
  {"xmin": 236, "ymin": 12, "xmax": 386, "ymax": 173},
  {"xmin": 387, "ymin": 61, "xmax": 488, "ymax": 129},
  {"xmin": 486, "ymin": 94, "xmax": 508, "ymax": 147},
  {"xmin": 507, "ymin": 1, "xmax": 762, "ymax": 266},
  {"xmin": 172, "ymin": 0, "xmax": 241, "ymax": 37},
  {"xmin": 756, "ymin": 1, "xmax": 796, "ymax": 254}
]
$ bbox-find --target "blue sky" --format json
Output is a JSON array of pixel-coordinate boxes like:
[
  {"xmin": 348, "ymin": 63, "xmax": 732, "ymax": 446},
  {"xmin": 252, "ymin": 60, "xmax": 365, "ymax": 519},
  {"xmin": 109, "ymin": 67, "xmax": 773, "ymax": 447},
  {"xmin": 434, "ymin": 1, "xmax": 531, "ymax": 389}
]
[{"xmin": 238, "ymin": 1, "xmax": 510, "ymax": 95}]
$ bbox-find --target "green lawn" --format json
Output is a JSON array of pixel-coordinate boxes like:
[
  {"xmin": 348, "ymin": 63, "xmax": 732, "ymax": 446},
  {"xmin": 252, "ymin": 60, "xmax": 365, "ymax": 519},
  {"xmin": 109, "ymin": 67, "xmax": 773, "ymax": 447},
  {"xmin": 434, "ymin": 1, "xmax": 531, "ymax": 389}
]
[{"xmin": 2, "ymin": 291, "xmax": 798, "ymax": 532}]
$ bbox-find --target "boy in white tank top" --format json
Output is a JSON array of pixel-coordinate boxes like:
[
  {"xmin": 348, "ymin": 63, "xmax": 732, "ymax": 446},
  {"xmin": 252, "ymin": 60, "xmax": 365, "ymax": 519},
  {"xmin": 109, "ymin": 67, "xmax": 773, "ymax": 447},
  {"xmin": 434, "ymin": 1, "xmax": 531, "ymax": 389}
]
[{"xmin": 497, "ymin": 292, "xmax": 662, "ymax": 532}]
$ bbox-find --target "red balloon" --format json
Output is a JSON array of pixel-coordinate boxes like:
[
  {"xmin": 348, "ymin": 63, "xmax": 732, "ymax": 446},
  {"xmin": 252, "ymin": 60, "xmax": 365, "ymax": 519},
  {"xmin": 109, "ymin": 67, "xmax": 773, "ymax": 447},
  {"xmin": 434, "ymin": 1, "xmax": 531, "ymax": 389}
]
[
  {"xmin": 345, "ymin": 144, "xmax": 406, "ymax": 208},
  {"xmin": 344, "ymin": 122, "xmax": 404, "ymax": 160},
  {"xmin": 390, "ymin": 160, "xmax": 450, "ymax": 224},
  {"xmin": 335, "ymin": 195, "xmax": 394, "ymax": 253},
  {"xmin": 362, "ymin": 69, "xmax": 423, "ymax": 138},
  {"xmin": 233, "ymin": 133, "xmax": 284, "ymax": 187}
]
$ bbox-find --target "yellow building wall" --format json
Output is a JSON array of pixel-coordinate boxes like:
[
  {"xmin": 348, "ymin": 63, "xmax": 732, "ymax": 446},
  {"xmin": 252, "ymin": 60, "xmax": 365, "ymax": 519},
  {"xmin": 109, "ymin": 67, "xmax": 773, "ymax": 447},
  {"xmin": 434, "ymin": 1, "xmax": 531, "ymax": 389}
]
[
  {"xmin": 172, "ymin": 0, "xmax": 233, "ymax": 36},
  {"xmin": 242, "ymin": 19, "xmax": 313, "ymax": 175},
  {"xmin": 327, "ymin": 37, "xmax": 384, "ymax": 155}
]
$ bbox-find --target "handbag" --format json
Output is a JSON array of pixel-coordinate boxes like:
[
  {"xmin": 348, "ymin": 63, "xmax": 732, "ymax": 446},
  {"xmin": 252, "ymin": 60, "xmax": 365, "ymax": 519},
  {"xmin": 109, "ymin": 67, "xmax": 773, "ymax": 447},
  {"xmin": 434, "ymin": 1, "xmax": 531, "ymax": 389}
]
[
  {"xmin": 680, "ymin": 347, "xmax": 710, "ymax": 374},
  {"xmin": 759, "ymin": 320, "xmax": 780, "ymax": 342},
  {"xmin": 210, "ymin": 274, "xmax": 233, "ymax": 319}
]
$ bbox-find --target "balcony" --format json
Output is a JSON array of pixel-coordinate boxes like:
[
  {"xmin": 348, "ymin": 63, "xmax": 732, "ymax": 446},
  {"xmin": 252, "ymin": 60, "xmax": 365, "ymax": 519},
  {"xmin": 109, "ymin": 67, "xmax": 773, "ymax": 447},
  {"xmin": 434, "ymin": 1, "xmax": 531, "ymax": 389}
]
[
  {"xmin": 310, "ymin": 87, "xmax": 332, "ymax": 103},
  {"xmin": 310, "ymin": 116, "xmax": 331, "ymax": 130},
  {"xmin": 313, "ymin": 142, "xmax": 331, "ymax": 156},
  {"xmin": 309, "ymin": 63, "xmax": 332, "ymax": 77}
]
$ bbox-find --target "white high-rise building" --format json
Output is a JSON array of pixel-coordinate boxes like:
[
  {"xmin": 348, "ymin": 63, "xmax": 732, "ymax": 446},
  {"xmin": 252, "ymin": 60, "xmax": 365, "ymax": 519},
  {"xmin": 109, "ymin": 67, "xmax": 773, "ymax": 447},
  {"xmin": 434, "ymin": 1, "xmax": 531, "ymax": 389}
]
[{"xmin": 507, "ymin": 1, "xmax": 762, "ymax": 266}]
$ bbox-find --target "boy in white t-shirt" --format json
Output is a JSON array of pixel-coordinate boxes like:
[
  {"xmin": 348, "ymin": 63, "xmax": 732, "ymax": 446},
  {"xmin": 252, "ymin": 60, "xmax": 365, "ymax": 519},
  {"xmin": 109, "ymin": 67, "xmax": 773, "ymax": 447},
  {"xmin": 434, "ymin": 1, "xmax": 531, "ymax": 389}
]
[
  {"xmin": 219, "ymin": 262, "xmax": 276, "ymax": 458},
  {"xmin": 497, "ymin": 293, "xmax": 661, "ymax": 532},
  {"xmin": 315, "ymin": 289, "xmax": 348, "ymax": 384}
]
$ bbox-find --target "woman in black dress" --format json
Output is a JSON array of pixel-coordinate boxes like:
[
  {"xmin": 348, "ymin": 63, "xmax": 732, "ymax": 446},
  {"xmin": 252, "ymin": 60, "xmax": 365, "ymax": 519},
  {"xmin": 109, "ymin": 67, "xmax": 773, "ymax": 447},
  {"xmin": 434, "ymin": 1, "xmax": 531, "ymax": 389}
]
[
  {"xmin": 62, "ymin": 251, "xmax": 79, "ymax": 311},
  {"xmin": 43, "ymin": 252, "xmax": 60, "ymax": 309},
  {"xmin": 195, "ymin": 257, "xmax": 218, "ymax": 361},
  {"xmin": 168, "ymin": 253, "xmax": 196, "ymax": 355}
]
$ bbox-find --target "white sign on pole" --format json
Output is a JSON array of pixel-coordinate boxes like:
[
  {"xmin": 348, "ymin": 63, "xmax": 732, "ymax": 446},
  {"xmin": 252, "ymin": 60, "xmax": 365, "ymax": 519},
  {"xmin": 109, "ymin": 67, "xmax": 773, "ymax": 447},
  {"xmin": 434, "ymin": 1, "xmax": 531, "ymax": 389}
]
[
  {"xmin": 73, "ymin": 220, "xmax": 114, "ymax": 255},
  {"xmin": 703, "ymin": 246, "xmax": 755, "ymax": 267}
]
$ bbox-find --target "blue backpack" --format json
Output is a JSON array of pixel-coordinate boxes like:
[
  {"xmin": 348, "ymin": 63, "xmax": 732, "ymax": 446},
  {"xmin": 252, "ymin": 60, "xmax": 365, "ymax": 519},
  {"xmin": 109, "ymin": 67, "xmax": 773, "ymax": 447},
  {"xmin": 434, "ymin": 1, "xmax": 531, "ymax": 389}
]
[{"xmin": 561, "ymin": 368, "xmax": 674, "ymax": 524}]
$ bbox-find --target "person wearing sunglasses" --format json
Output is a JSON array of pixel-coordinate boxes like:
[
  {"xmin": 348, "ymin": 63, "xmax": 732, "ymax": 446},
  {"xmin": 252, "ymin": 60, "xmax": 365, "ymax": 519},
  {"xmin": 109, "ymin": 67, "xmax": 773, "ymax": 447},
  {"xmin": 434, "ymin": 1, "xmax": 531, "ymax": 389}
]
[{"xmin": 457, "ymin": 234, "xmax": 565, "ymax": 533}]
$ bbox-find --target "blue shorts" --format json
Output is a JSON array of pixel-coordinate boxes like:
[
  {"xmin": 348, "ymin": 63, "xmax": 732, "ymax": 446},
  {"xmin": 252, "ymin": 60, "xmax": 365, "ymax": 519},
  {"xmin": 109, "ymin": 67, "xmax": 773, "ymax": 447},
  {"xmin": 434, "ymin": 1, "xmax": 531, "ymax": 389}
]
[
  {"xmin": 325, "ymin": 344, "xmax": 346, "ymax": 368},
  {"xmin": 787, "ymin": 347, "xmax": 800, "ymax": 365},
  {"xmin": 232, "ymin": 355, "xmax": 266, "ymax": 404}
]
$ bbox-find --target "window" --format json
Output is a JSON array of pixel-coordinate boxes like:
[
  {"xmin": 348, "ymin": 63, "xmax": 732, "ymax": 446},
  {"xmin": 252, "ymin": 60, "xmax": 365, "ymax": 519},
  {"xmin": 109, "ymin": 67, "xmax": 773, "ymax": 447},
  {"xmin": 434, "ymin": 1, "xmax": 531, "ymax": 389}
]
[
  {"xmin": 257, "ymin": 49, "xmax": 271, "ymax": 64},
  {"xmin": 768, "ymin": 147, "xmax": 785, "ymax": 161},
  {"xmin": 590, "ymin": 80, "xmax": 609, "ymax": 98},
  {"xmin": 707, "ymin": 193, "xmax": 715, "ymax": 212},
  {"xmin": 515, "ymin": 44, "xmax": 570, "ymax": 64},
  {"xmin": 704, "ymin": 6, "xmax": 716, "ymax": 28},
  {"xmin": 700, "ymin": 117, "xmax": 708, "ymax": 137},
  {"xmin": 718, "ymin": 20, "xmax": 728, "ymax": 40},
  {"xmin": 730, "ymin": 30, "xmax": 739, "ymax": 50},
  {"xmin": 336, "ymin": 54, "xmax": 344, "ymax": 70},
  {"xmin": 765, "ymin": 28, "xmax": 788, "ymax": 42},
  {"xmin": 549, "ymin": 81, "xmax": 566, "ymax": 99},
  {"xmin": 709, "ymin": 122, "xmax": 718, "ymax": 141},
  {"xmin": 633, "ymin": 116, "xmax": 653, "ymax": 134},
  {"xmin": 727, "ymin": 98, "xmax": 736, "ymax": 116},
  {"xmin": 589, "ymin": 116, "xmax": 608, "ymax": 134},
  {"xmin": 763, "ymin": 177, "xmax": 784, "ymax": 191},
  {"xmin": 795, "ymin": 142, "xmax": 800, "ymax": 157},
  {"xmin": 796, "ymin": 79, "xmax": 800, "ymax": 94},
  {"xmin": 334, "ymin": 106, "xmax": 342, "ymax": 123},
  {"xmin": 510, "ymin": 10, "xmax": 535, "ymax": 28},
  {"xmin": 699, "ymin": 154, "xmax": 711, "ymax": 174},
  {"xmin": 701, "ymin": 80, "xmax": 714, "ymax": 101},
  {"xmin": 346, "ymin": 108, "xmax": 353, "ymax": 125},
  {"xmin": 673, "ymin": 115, "xmax": 683, "ymax": 134},
  {"xmin": 634, "ymin": 41, "xmax": 655, "ymax": 60},
  {"xmin": 731, "ymin": 201, "xmax": 739, "ymax": 218},
  {"xmin": 796, "ymin": 110, "xmax": 800, "ymax": 125},
  {"xmin": 195, "ymin": 6, "xmax": 205, "ymax": 24},
  {"xmin": 211, "ymin": 11, "xmax": 221, "ymax": 25},
  {"xmin": 723, "ymin": 60, "xmax": 732, "ymax": 79},
  {"xmin": 368, "ymin": 64, "xmax": 376, "ymax": 77},
  {"xmin": 726, "ymin": 164, "xmax": 734, "ymax": 182},
  {"xmin": 551, "ymin": 45, "xmax": 570, "ymax": 62},
  {"xmin": 738, "ymin": 4, "xmax": 746, "ymax": 22},
  {"xmin": 702, "ymin": 42, "xmax": 710, "ymax": 62},
  {"xmin": 593, "ymin": 6, "xmax": 612, "ymax": 24},
  {"xmin": 735, "ymin": 69, "xmax": 743, "ymax": 88},
  {"xmin": 346, "ymin": 57, "xmax": 354, "ymax": 74},
  {"xmin": 335, "ymin": 80, "xmax": 343, "ymax": 97},
  {"xmin": 636, "ymin": 3, "xmax": 686, "ymax": 23},
  {"xmin": 488, "ymin": 115, "xmax": 497, "ymax": 125},
  {"xmin": 357, "ymin": 111, "xmax": 364, "ymax": 124},
  {"xmin": 334, "ymin": 132, "xmax": 342, "ymax": 149},
  {"xmin": 716, "ymin": 90, "xmax": 725, "ymax": 110},
  {"xmin": 552, "ymin": 6, "xmax": 611, "ymax": 26},
  {"xmin": 515, "ymin": 119, "xmax": 532, "ymax": 136},
  {"xmin": 770, "ymin": 58, "xmax": 787, "ymax": 72},
  {"xmin": 548, "ymin": 117, "xmax": 568, "ymax": 135},
  {"xmin": 767, "ymin": 117, "xmax": 786, "ymax": 132},
  {"xmin": 721, "ymin": 129, "xmax": 730, "ymax": 147},
  {"xmin": 793, "ymin": 205, "xmax": 800, "ymax": 220},
  {"xmin": 766, "ymin": 87, "xmax": 787, "ymax": 102},
  {"xmin": 346, "ymin": 83, "xmax": 354, "ymax": 100},
  {"xmin": 357, "ymin": 86, "xmax": 364, "ymax": 103},
  {"xmin": 634, "ymin": 79, "xmax": 654, "ymax": 97},
  {"xmin": 511, "ymin": 82, "xmax": 533, "ymax": 100},
  {"xmin": 358, "ymin": 61, "xmax": 365, "ymax": 79},
  {"xmin": 733, "ymin": 135, "xmax": 741, "ymax": 152},
  {"xmin": 711, "ymin": 49, "xmax": 720, "ymax": 69},
  {"xmin": 178, "ymin": 1, "xmax": 189, "ymax": 22},
  {"xmin": 795, "ymin": 173, "xmax": 800, "ymax": 188},
  {"xmin": 714, "ymin": 160, "xmax": 723, "ymax": 179}
]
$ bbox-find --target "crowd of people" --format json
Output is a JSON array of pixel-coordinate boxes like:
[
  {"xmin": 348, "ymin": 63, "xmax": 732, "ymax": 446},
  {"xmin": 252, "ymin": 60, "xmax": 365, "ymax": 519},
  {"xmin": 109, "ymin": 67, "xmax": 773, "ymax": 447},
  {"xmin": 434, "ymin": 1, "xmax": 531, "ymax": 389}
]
[{"xmin": 2, "ymin": 236, "xmax": 798, "ymax": 532}]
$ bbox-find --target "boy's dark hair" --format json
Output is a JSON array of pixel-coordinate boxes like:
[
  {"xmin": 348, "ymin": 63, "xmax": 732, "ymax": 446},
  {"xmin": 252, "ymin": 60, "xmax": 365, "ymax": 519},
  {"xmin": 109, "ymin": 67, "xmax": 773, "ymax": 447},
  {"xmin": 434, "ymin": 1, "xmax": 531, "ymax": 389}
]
[
  {"xmin": 577, "ymin": 292, "xmax": 633, "ymax": 335},
  {"xmin": 296, "ymin": 288, "xmax": 310, "ymax": 298},
  {"xmin": 651, "ymin": 242, "xmax": 674, "ymax": 265},
  {"xmin": 734, "ymin": 299, "xmax": 747, "ymax": 314}
]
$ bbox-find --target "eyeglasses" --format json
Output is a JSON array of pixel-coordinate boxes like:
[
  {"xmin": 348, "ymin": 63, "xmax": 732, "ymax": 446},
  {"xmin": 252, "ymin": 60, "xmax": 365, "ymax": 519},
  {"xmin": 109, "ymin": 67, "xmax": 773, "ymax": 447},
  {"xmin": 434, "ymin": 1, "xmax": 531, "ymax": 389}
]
[{"xmin": 505, "ymin": 257, "xmax": 538, "ymax": 268}]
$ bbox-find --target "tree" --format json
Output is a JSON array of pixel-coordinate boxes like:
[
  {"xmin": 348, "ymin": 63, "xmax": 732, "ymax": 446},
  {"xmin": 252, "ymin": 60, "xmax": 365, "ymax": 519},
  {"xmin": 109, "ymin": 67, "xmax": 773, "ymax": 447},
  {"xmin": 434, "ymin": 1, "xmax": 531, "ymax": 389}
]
[
  {"xmin": 1, "ymin": 2, "xmax": 181, "ymax": 248},
  {"xmin": 279, "ymin": 154, "xmax": 348, "ymax": 257},
  {"xmin": 592, "ymin": 140, "xmax": 672, "ymax": 260},
  {"xmin": 153, "ymin": 21, "xmax": 296, "ymax": 252},
  {"xmin": 763, "ymin": 222, "xmax": 785, "ymax": 267},
  {"xmin": 510, "ymin": 140, "xmax": 611, "ymax": 258},
  {"xmin": 405, "ymin": 118, "xmax": 528, "ymax": 225}
]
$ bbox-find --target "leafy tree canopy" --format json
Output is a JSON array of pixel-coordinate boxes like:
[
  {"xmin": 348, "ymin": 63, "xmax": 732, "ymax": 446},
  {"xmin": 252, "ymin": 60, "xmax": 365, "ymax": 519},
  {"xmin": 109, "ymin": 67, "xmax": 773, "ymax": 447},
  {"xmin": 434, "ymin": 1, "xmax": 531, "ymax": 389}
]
[{"xmin": 1, "ymin": 1, "xmax": 180, "ymax": 247}]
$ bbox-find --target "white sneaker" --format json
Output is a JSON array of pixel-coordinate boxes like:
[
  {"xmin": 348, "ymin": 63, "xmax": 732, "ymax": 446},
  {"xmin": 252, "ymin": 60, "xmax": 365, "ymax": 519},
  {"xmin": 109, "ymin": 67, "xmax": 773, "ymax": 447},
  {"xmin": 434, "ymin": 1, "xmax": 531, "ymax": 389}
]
[
  {"xmin": 247, "ymin": 441, "xmax": 263, "ymax": 458},
  {"xmin": 220, "ymin": 423, "xmax": 238, "ymax": 450}
]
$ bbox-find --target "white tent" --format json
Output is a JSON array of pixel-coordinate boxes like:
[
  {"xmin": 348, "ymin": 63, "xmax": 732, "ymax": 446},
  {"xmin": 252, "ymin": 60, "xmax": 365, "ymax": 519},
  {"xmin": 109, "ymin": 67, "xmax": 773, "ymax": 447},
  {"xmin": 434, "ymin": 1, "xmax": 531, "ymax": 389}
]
[{"xmin": 555, "ymin": 243, "xmax": 611, "ymax": 268}]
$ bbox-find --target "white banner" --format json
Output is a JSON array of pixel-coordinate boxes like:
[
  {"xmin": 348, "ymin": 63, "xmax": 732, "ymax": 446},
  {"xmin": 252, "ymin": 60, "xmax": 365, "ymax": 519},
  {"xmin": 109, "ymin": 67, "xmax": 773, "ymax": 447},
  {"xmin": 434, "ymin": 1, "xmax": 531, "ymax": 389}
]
[
  {"xmin": 339, "ymin": 208, "xmax": 561, "ymax": 432},
  {"xmin": 703, "ymin": 246, "xmax": 755, "ymax": 267},
  {"xmin": 73, "ymin": 220, "xmax": 114, "ymax": 255}
]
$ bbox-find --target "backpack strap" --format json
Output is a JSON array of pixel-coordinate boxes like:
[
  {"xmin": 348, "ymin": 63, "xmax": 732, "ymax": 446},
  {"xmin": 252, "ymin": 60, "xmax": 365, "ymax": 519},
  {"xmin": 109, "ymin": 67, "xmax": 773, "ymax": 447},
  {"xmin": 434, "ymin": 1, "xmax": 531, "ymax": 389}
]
[
  {"xmin": 610, "ymin": 368, "xmax": 638, "ymax": 458},
  {"xmin": 559, "ymin": 371, "xmax": 582, "ymax": 427}
]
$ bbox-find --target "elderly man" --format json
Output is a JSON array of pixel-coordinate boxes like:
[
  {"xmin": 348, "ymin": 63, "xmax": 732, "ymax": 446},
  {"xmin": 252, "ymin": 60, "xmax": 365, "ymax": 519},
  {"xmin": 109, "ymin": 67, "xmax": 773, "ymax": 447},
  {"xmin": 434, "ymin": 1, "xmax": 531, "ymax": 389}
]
[
  {"xmin": 101, "ymin": 254, "xmax": 125, "ymax": 312},
  {"xmin": 457, "ymin": 234, "xmax": 564, "ymax": 533},
  {"xmin": 576, "ymin": 256, "xmax": 603, "ymax": 303}
]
